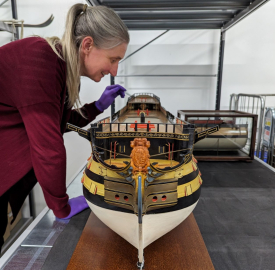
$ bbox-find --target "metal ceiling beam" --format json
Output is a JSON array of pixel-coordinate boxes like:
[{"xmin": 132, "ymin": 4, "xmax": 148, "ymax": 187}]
[
  {"xmin": 124, "ymin": 21, "xmax": 223, "ymax": 30},
  {"xmin": 222, "ymin": 0, "xmax": 270, "ymax": 32},
  {"xmin": 117, "ymin": 10, "xmax": 234, "ymax": 20},
  {"xmin": 86, "ymin": 0, "xmax": 101, "ymax": 6},
  {"xmin": 98, "ymin": 0, "xmax": 251, "ymax": 9},
  {"xmin": 123, "ymin": 19, "xmax": 230, "ymax": 23},
  {"xmin": 87, "ymin": 0, "xmax": 268, "ymax": 32},
  {"xmin": 114, "ymin": 7, "xmax": 244, "ymax": 11}
]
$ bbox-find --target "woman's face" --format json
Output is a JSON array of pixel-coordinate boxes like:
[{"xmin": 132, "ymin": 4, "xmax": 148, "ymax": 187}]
[{"xmin": 80, "ymin": 37, "xmax": 128, "ymax": 82}]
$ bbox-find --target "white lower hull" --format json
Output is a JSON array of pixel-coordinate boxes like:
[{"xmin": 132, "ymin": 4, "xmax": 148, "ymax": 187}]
[{"xmin": 86, "ymin": 200, "xmax": 199, "ymax": 249}]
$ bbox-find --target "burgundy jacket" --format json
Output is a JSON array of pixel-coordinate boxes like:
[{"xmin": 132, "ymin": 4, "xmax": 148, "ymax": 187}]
[{"xmin": 0, "ymin": 37, "xmax": 101, "ymax": 218}]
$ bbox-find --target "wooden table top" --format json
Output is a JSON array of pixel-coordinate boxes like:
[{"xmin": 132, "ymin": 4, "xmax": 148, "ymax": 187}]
[{"xmin": 67, "ymin": 212, "xmax": 214, "ymax": 270}]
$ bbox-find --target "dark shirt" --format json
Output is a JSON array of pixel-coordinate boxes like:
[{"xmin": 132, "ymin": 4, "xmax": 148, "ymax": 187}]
[{"xmin": 0, "ymin": 37, "xmax": 101, "ymax": 218}]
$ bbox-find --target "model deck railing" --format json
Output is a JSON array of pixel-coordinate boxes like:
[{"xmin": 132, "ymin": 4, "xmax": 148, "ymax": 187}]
[
  {"xmin": 98, "ymin": 116, "xmax": 111, "ymax": 125},
  {"xmin": 93, "ymin": 121, "xmax": 193, "ymax": 134},
  {"xmin": 127, "ymin": 93, "xmax": 160, "ymax": 103}
]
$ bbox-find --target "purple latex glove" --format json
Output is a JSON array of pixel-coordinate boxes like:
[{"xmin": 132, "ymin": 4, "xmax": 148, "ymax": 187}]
[
  {"xmin": 60, "ymin": 196, "xmax": 89, "ymax": 220},
  {"xmin": 95, "ymin": 84, "xmax": 126, "ymax": 112}
]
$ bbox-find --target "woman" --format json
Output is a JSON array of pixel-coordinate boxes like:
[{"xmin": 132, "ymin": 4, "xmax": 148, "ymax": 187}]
[{"xmin": 0, "ymin": 3, "xmax": 129, "ymax": 249}]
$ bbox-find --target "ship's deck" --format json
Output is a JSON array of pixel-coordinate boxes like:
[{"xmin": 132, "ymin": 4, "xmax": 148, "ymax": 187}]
[
  {"xmin": 128, "ymin": 97, "xmax": 159, "ymax": 104},
  {"xmin": 112, "ymin": 110, "xmax": 183, "ymax": 134},
  {"xmin": 109, "ymin": 110, "xmax": 248, "ymax": 138}
]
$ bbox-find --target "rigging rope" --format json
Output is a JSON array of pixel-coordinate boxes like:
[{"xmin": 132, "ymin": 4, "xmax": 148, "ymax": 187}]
[
  {"xmin": 94, "ymin": 145, "xmax": 191, "ymax": 159},
  {"xmin": 150, "ymin": 148, "xmax": 191, "ymax": 158},
  {"xmin": 94, "ymin": 145, "xmax": 130, "ymax": 158}
]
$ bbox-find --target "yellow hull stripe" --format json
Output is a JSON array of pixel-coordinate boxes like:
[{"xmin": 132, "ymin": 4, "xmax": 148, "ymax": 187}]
[
  {"xmin": 87, "ymin": 157, "xmax": 198, "ymax": 181},
  {"xmin": 82, "ymin": 173, "xmax": 105, "ymax": 196},
  {"xmin": 177, "ymin": 175, "xmax": 202, "ymax": 198},
  {"xmin": 82, "ymin": 172, "xmax": 202, "ymax": 199}
]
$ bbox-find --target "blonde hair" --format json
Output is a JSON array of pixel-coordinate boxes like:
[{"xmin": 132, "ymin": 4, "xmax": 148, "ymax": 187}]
[{"xmin": 45, "ymin": 4, "xmax": 129, "ymax": 111}]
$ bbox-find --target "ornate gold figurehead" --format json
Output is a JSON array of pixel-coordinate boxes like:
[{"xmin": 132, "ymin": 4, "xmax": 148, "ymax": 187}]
[{"xmin": 130, "ymin": 138, "xmax": 150, "ymax": 174}]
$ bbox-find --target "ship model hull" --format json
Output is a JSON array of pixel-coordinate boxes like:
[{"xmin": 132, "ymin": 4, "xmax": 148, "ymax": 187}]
[
  {"xmin": 82, "ymin": 156, "xmax": 201, "ymax": 250},
  {"xmin": 86, "ymin": 198, "xmax": 198, "ymax": 249},
  {"xmin": 67, "ymin": 93, "xmax": 218, "ymax": 268}
]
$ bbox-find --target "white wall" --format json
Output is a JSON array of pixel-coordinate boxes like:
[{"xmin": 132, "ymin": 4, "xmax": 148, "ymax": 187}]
[
  {"xmin": 1, "ymin": 0, "xmax": 274, "ymax": 216},
  {"xmin": 220, "ymin": 1, "xmax": 275, "ymax": 109},
  {"xmin": 120, "ymin": 30, "xmax": 220, "ymax": 116}
]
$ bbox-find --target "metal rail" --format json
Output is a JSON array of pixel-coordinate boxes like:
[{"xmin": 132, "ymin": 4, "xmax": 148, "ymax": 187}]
[
  {"xmin": 120, "ymin": 30, "xmax": 169, "ymax": 64},
  {"xmin": 110, "ymin": 76, "xmax": 115, "ymax": 116},
  {"xmin": 11, "ymin": 0, "xmax": 19, "ymax": 40},
  {"xmin": 233, "ymin": 93, "xmax": 275, "ymax": 156},
  {"xmin": 215, "ymin": 31, "xmax": 225, "ymax": 110},
  {"xmin": 229, "ymin": 93, "xmax": 237, "ymax": 110},
  {"xmin": 0, "ymin": 0, "xmax": 9, "ymax": 7}
]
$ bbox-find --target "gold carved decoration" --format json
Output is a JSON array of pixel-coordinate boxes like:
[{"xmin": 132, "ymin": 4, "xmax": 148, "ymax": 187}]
[
  {"xmin": 130, "ymin": 138, "xmax": 150, "ymax": 174},
  {"xmin": 95, "ymin": 131, "xmax": 189, "ymax": 141}
]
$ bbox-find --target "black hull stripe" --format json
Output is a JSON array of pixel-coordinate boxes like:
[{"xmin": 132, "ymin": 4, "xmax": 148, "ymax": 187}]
[
  {"xmin": 83, "ymin": 185, "xmax": 201, "ymax": 215},
  {"xmin": 85, "ymin": 167, "xmax": 105, "ymax": 184},
  {"xmin": 178, "ymin": 169, "xmax": 199, "ymax": 185}
]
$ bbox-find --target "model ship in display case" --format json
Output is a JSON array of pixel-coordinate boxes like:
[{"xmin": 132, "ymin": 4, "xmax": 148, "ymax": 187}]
[
  {"xmin": 177, "ymin": 110, "xmax": 258, "ymax": 161},
  {"xmin": 67, "ymin": 93, "xmax": 219, "ymax": 268}
]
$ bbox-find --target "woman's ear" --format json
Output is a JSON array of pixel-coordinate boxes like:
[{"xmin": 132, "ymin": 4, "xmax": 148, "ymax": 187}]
[{"xmin": 81, "ymin": 36, "xmax": 94, "ymax": 55}]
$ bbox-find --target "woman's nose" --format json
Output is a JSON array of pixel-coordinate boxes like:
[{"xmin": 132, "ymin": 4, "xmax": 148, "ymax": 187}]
[{"xmin": 110, "ymin": 63, "xmax": 118, "ymax": 77}]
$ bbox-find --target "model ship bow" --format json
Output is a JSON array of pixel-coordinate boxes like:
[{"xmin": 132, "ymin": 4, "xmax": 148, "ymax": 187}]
[{"xmin": 66, "ymin": 93, "xmax": 219, "ymax": 268}]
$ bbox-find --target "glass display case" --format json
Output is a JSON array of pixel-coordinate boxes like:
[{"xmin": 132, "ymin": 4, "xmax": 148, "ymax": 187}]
[
  {"xmin": 261, "ymin": 108, "xmax": 275, "ymax": 167},
  {"xmin": 177, "ymin": 110, "xmax": 258, "ymax": 161}
]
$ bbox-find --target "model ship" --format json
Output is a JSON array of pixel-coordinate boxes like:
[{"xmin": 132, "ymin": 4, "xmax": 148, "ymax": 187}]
[
  {"xmin": 188, "ymin": 119, "xmax": 248, "ymax": 151},
  {"xmin": 67, "ymin": 93, "xmax": 219, "ymax": 269}
]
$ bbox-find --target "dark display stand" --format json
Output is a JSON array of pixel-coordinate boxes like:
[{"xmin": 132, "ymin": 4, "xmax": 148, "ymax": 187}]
[{"xmin": 67, "ymin": 212, "xmax": 214, "ymax": 270}]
